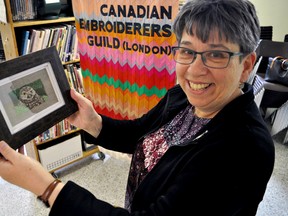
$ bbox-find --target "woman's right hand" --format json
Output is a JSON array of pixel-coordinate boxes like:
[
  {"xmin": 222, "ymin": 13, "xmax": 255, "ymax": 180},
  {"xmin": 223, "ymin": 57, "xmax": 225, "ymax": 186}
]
[
  {"xmin": 67, "ymin": 89, "xmax": 102, "ymax": 138},
  {"xmin": 0, "ymin": 141, "xmax": 57, "ymax": 197},
  {"xmin": 0, "ymin": 141, "xmax": 64, "ymax": 208}
]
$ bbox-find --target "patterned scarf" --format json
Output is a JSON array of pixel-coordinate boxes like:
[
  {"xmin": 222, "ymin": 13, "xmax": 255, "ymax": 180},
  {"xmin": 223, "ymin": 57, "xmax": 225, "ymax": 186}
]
[{"xmin": 164, "ymin": 105, "xmax": 210, "ymax": 147}]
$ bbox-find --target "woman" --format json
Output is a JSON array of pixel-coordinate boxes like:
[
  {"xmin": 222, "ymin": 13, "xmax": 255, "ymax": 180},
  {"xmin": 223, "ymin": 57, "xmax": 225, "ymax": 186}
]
[{"xmin": 0, "ymin": 0, "xmax": 274, "ymax": 215}]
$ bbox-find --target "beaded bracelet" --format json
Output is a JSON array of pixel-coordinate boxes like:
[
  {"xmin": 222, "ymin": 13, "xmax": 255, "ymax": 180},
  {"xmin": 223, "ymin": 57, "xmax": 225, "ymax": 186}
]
[{"xmin": 37, "ymin": 179, "xmax": 61, "ymax": 208}]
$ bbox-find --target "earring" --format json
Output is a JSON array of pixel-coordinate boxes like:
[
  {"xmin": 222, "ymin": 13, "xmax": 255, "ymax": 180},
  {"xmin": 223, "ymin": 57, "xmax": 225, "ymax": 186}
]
[{"xmin": 239, "ymin": 82, "xmax": 244, "ymax": 89}]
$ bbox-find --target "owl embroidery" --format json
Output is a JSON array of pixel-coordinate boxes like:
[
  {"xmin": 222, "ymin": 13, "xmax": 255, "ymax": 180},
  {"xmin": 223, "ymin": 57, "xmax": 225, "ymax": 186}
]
[{"xmin": 18, "ymin": 86, "xmax": 45, "ymax": 110}]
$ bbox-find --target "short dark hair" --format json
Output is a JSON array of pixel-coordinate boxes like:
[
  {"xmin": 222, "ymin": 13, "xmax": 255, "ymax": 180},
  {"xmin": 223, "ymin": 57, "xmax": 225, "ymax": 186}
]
[{"xmin": 173, "ymin": 0, "xmax": 260, "ymax": 54}]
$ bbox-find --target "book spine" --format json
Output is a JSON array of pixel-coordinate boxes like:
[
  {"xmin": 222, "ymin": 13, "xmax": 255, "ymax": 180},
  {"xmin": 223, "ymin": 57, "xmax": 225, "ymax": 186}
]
[{"xmin": 20, "ymin": 30, "xmax": 30, "ymax": 55}]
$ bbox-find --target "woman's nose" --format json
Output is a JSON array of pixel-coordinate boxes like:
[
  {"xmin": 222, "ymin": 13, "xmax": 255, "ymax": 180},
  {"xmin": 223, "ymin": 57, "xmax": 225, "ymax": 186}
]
[{"xmin": 186, "ymin": 55, "xmax": 208, "ymax": 75}]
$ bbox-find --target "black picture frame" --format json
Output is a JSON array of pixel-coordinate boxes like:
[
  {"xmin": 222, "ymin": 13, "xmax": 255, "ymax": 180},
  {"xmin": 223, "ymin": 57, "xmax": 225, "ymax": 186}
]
[{"xmin": 0, "ymin": 46, "xmax": 78, "ymax": 149}]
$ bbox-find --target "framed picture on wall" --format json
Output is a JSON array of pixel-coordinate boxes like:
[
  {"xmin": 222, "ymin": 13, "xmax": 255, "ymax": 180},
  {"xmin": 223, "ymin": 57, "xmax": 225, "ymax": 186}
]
[{"xmin": 0, "ymin": 46, "xmax": 78, "ymax": 150}]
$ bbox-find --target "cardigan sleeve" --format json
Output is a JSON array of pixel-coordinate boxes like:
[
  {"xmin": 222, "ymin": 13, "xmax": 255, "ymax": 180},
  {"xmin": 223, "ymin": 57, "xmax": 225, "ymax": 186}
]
[{"xmin": 49, "ymin": 181, "xmax": 129, "ymax": 216}]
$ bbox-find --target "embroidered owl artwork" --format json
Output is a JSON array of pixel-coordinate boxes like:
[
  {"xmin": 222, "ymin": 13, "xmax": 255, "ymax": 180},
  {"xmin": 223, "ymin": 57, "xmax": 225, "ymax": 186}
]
[{"xmin": 18, "ymin": 85, "xmax": 45, "ymax": 110}]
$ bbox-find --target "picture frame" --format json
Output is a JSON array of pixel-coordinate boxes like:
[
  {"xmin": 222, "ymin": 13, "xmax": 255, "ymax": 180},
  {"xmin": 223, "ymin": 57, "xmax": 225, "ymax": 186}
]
[{"xmin": 0, "ymin": 46, "xmax": 78, "ymax": 150}]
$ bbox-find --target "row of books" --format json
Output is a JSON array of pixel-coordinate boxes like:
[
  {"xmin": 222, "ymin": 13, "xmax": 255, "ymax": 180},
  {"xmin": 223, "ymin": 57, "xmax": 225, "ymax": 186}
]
[
  {"xmin": 64, "ymin": 63, "xmax": 85, "ymax": 94},
  {"xmin": 32, "ymin": 119, "xmax": 78, "ymax": 145},
  {"xmin": 20, "ymin": 23, "xmax": 79, "ymax": 62},
  {"xmin": 9, "ymin": 0, "xmax": 37, "ymax": 21}
]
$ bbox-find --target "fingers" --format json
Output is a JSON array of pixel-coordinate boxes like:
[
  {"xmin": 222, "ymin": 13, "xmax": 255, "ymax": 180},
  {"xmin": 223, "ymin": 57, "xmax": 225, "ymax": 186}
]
[
  {"xmin": 0, "ymin": 141, "xmax": 14, "ymax": 161},
  {"xmin": 70, "ymin": 89, "xmax": 85, "ymax": 104},
  {"xmin": 70, "ymin": 89, "xmax": 94, "ymax": 112},
  {"xmin": 70, "ymin": 88, "xmax": 78, "ymax": 98}
]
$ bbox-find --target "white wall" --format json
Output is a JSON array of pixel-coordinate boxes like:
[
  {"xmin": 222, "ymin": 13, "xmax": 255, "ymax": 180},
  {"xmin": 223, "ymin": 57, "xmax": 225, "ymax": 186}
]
[{"xmin": 250, "ymin": 0, "xmax": 288, "ymax": 42}]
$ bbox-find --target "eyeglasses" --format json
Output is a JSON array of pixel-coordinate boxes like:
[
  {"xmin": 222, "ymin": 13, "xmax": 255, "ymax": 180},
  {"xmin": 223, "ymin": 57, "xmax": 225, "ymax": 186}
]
[{"xmin": 172, "ymin": 47, "xmax": 243, "ymax": 69}]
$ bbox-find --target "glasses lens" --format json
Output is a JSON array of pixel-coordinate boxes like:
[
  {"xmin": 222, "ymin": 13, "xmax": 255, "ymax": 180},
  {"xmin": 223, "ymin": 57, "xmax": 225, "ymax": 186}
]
[
  {"xmin": 173, "ymin": 47, "xmax": 195, "ymax": 65},
  {"xmin": 203, "ymin": 51, "xmax": 230, "ymax": 68},
  {"xmin": 172, "ymin": 48, "xmax": 238, "ymax": 69}
]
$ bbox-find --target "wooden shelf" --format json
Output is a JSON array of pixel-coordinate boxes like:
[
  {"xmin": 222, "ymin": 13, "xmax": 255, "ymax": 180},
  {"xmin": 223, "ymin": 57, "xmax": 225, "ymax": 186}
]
[
  {"xmin": 83, "ymin": 147, "xmax": 101, "ymax": 158},
  {"xmin": 35, "ymin": 129, "xmax": 82, "ymax": 146},
  {"xmin": 48, "ymin": 146, "xmax": 101, "ymax": 174},
  {"xmin": 13, "ymin": 17, "xmax": 75, "ymax": 28},
  {"xmin": 62, "ymin": 59, "xmax": 80, "ymax": 65}
]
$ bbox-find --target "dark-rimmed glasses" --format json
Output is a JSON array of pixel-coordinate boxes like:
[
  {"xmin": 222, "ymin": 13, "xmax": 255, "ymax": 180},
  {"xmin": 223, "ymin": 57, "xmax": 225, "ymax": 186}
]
[{"xmin": 172, "ymin": 47, "xmax": 243, "ymax": 69}]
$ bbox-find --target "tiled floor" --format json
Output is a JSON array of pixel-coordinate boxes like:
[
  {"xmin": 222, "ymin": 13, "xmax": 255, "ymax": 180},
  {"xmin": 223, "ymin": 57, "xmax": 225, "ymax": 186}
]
[{"xmin": 256, "ymin": 136, "xmax": 288, "ymax": 216}]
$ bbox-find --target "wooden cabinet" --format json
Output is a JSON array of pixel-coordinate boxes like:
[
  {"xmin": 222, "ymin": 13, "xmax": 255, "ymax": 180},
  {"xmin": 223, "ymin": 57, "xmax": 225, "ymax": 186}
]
[
  {"xmin": 0, "ymin": 0, "xmax": 104, "ymax": 173},
  {"xmin": 26, "ymin": 128, "xmax": 103, "ymax": 174}
]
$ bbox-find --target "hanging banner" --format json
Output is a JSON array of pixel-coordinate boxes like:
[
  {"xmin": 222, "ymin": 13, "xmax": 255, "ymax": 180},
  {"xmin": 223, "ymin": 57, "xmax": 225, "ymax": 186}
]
[{"xmin": 72, "ymin": 0, "xmax": 178, "ymax": 119}]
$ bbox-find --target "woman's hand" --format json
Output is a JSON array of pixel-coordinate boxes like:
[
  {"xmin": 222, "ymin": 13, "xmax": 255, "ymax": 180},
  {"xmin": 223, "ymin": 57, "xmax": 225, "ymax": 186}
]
[
  {"xmin": 67, "ymin": 89, "xmax": 102, "ymax": 137},
  {"xmin": 0, "ymin": 141, "xmax": 64, "ymax": 207},
  {"xmin": 0, "ymin": 141, "xmax": 55, "ymax": 196}
]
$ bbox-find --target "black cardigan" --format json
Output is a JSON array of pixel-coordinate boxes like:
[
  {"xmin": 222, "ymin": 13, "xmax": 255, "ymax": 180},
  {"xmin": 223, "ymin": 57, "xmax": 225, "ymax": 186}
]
[{"xmin": 50, "ymin": 84, "xmax": 275, "ymax": 216}]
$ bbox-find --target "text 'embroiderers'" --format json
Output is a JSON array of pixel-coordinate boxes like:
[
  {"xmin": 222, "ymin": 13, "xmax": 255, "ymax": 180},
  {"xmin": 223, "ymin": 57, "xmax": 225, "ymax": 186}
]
[{"xmin": 79, "ymin": 4, "xmax": 173, "ymax": 38}]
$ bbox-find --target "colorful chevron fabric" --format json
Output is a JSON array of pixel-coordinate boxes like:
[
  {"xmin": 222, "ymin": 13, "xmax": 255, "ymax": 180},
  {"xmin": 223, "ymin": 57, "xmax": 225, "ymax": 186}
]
[{"xmin": 72, "ymin": 0, "xmax": 178, "ymax": 119}]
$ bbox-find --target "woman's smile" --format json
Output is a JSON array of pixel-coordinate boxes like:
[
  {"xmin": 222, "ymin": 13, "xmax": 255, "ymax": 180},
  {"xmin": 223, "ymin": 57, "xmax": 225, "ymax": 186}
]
[{"xmin": 188, "ymin": 81, "xmax": 212, "ymax": 91}]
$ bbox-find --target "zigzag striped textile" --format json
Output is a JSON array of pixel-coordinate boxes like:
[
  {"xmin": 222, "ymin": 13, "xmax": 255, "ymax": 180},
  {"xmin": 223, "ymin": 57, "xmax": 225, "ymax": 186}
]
[{"xmin": 72, "ymin": 0, "xmax": 178, "ymax": 119}]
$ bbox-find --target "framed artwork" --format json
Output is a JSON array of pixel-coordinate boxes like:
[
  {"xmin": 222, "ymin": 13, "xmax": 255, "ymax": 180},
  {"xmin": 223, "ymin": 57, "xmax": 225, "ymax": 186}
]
[{"xmin": 0, "ymin": 46, "xmax": 78, "ymax": 149}]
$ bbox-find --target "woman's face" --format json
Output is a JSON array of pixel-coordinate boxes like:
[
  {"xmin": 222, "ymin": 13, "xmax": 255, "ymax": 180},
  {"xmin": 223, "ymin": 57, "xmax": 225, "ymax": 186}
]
[{"xmin": 176, "ymin": 31, "xmax": 256, "ymax": 118}]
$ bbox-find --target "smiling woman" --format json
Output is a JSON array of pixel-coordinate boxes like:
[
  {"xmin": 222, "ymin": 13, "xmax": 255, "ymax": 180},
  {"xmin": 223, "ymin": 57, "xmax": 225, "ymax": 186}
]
[{"xmin": 0, "ymin": 1, "xmax": 276, "ymax": 216}]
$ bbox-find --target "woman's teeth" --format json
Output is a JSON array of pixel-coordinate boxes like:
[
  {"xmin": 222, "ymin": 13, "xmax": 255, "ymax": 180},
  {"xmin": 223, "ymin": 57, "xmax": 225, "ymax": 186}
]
[{"xmin": 189, "ymin": 82, "xmax": 210, "ymax": 90}]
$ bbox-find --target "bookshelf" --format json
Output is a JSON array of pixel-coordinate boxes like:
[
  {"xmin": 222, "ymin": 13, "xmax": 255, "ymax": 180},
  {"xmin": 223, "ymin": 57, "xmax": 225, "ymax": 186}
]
[
  {"xmin": 0, "ymin": 0, "xmax": 104, "ymax": 173},
  {"xmin": 0, "ymin": 34, "xmax": 5, "ymax": 62}
]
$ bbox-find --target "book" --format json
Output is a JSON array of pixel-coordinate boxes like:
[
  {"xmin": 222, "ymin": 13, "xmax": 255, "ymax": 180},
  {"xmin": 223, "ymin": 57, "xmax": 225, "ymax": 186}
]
[
  {"xmin": 20, "ymin": 30, "xmax": 30, "ymax": 55},
  {"xmin": 62, "ymin": 24, "xmax": 73, "ymax": 62},
  {"xmin": 71, "ymin": 29, "xmax": 79, "ymax": 60},
  {"xmin": 55, "ymin": 27, "xmax": 64, "ymax": 53},
  {"xmin": 41, "ymin": 28, "xmax": 52, "ymax": 49},
  {"xmin": 58, "ymin": 26, "xmax": 68, "ymax": 61},
  {"xmin": 25, "ymin": 39, "xmax": 31, "ymax": 55},
  {"xmin": 51, "ymin": 27, "xmax": 62, "ymax": 48},
  {"xmin": 32, "ymin": 29, "xmax": 45, "ymax": 52},
  {"xmin": 64, "ymin": 67, "xmax": 73, "ymax": 88},
  {"xmin": 28, "ymin": 29, "xmax": 38, "ymax": 53},
  {"xmin": 73, "ymin": 66, "xmax": 84, "ymax": 94},
  {"xmin": 69, "ymin": 26, "xmax": 77, "ymax": 61},
  {"xmin": 46, "ymin": 28, "xmax": 55, "ymax": 48},
  {"xmin": 67, "ymin": 64, "xmax": 77, "ymax": 90}
]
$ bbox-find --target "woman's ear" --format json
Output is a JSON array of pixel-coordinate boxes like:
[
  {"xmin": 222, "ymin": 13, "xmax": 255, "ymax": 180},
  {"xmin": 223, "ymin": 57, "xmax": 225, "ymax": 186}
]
[{"xmin": 241, "ymin": 52, "xmax": 257, "ymax": 82}]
